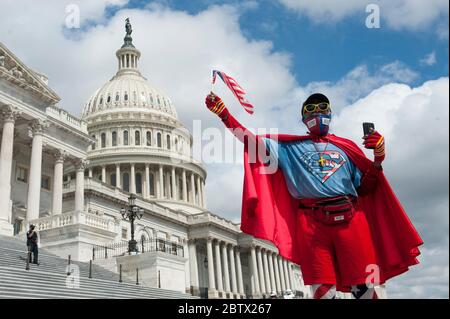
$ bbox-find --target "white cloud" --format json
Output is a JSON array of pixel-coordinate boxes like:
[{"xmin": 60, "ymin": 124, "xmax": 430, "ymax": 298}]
[
  {"xmin": 279, "ymin": 0, "xmax": 449, "ymax": 32},
  {"xmin": 0, "ymin": 1, "xmax": 448, "ymax": 298},
  {"xmin": 420, "ymin": 51, "xmax": 437, "ymax": 66}
]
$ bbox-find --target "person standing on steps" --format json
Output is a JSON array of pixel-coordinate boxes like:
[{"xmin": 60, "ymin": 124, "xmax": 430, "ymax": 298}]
[{"xmin": 26, "ymin": 224, "xmax": 39, "ymax": 265}]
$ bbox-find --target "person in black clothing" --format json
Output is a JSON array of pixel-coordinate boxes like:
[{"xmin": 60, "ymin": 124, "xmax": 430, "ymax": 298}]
[{"xmin": 26, "ymin": 225, "xmax": 39, "ymax": 265}]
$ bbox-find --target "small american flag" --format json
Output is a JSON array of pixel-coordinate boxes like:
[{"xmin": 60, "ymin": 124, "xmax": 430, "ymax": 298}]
[{"xmin": 212, "ymin": 70, "xmax": 254, "ymax": 114}]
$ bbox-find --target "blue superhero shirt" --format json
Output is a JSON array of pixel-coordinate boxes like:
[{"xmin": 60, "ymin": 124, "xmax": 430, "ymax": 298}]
[{"xmin": 262, "ymin": 137, "xmax": 362, "ymax": 199}]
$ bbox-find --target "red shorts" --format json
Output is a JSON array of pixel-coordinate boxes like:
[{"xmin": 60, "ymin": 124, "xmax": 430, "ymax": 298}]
[{"xmin": 297, "ymin": 206, "xmax": 377, "ymax": 287}]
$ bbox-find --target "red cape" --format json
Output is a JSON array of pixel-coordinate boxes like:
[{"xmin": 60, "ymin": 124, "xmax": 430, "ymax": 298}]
[{"xmin": 240, "ymin": 133, "xmax": 423, "ymax": 291}]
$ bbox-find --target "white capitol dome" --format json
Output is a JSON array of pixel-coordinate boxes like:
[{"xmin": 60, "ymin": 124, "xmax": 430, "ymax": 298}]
[
  {"xmin": 81, "ymin": 21, "xmax": 206, "ymax": 214},
  {"xmin": 82, "ymin": 41, "xmax": 177, "ymax": 120}
]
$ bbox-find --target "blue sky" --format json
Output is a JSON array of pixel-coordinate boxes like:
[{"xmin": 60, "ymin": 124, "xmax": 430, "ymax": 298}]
[{"xmin": 106, "ymin": 0, "xmax": 449, "ymax": 86}]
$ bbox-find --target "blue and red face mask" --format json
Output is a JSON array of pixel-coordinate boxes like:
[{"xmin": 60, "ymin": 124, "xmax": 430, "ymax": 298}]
[{"xmin": 302, "ymin": 113, "xmax": 332, "ymax": 136}]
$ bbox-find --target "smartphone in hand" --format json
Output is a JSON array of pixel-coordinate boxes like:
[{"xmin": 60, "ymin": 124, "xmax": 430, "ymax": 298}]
[
  {"xmin": 363, "ymin": 122, "xmax": 375, "ymax": 136},
  {"xmin": 363, "ymin": 122, "xmax": 375, "ymax": 149}
]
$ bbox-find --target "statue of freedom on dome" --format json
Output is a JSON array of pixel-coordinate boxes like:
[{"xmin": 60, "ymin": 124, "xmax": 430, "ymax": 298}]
[{"xmin": 123, "ymin": 18, "xmax": 134, "ymax": 47}]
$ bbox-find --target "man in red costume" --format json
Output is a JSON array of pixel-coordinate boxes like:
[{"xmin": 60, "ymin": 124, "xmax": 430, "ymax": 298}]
[{"xmin": 205, "ymin": 92, "xmax": 423, "ymax": 299}]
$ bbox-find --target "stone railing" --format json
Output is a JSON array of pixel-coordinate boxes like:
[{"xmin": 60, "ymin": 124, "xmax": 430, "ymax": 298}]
[
  {"xmin": 29, "ymin": 210, "xmax": 115, "ymax": 232},
  {"xmin": 46, "ymin": 105, "xmax": 88, "ymax": 132},
  {"xmin": 188, "ymin": 211, "xmax": 240, "ymax": 231}
]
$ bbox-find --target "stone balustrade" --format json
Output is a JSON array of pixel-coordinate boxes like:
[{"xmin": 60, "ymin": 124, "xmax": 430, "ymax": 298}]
[{"xmin": 29, "ymin": 210, "xmax": 114, "ymax": 232}]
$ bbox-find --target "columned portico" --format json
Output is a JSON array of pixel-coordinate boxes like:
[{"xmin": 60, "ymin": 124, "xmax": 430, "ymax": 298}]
[
  {"xmin": 0, "ymin": 106, "xmax": 19, "ymax": 235},
  {"xmin": 26, "ymin": 120, "xmax": 45, "ymax": 221}
]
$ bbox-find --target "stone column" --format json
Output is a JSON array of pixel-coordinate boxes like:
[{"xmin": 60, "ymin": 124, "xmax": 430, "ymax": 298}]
[
  {"xmin": 88, "ymin": 168, "xmax": 93, "ymax": 178},
  {"xmin": 196, "ymin": 175, "xmax": 202, "ymax": 207},
  {"xmin": 273, "ymin": 254, "xmax": 281, "ymax": 293},
  {"xmin": 52, "ymin": 150, "xmax": 65, "ymax": 215},
  {"xmin": 26, "ymin": 120, "xmax": 45, "ymax": 221},
  {"xmin": 74, "ymin": 160, "xmax": 87, "ymax": 212},
  {"xmin": 287, "ymin": 262, "xmax": 294, "ymax": 291},
  {"xmin": 256, "ymin": 247, "xmax": 266, "ymax": 294},
  {"xmin": 171, "ymin": 166, "xmax": 177, "ymax": 199},
  {"xmin": 130, "ymin": 163, "xmax": 136, "ymax": 194},
  {"xmin": 190, "ymin": 173, "xmax": 195, "ymax": 204},
  {"xmin": 250, "ymin": 245, "xmax": 260, "ymax": 296},
  {"xmin": 214, "ymin": 240, "xmax": 223, "ymax": 292},
  {"xmin": 206, "ymin": 237, "xmax": 216, "ymax": 292},
  {"xmin": 283, "ymin": 259, "xmax": 290, "ymax": 290},
  {"xmin": 228, "ymin": 245, "xmax": 238, "ymax": 296},
  {"xmin": 0, "ymin": 107, "xmax": 19, "ymax": 235},
  {"xmin": 188, "ymin": 239, "xmax": 199, "ymax": 295},
  {"xmin": 158, "ymin": 164, "xmax": 163, "ymax": 198},
  {"xmin": 145, "ymin": 164, "xmax": 150, "ymax": 198},
  {"xmin": 221, "ymin": 242, "xmax": 231, "ymax": 294},
  {"xmin": 201, "ymin": 178, "xmax": 206, "ymax": 207},
  {"xmin": 116, "ymin": 164, "xmax": 121, "ymax": 188},
  {"xmin": 182, "ymin": 169, "xmax": 187, "ymax": 202},
  {"xmin": 268, "ymin": 251, "xmax": 276, "ymax": 294},
  {"xmin": 262, "ymin": 249, "xmax": 271, "ymax": 294},
  {"xmin": 235, "ymin": 248, "xmax": 244, "ymax": 295},
  {"xmin": 278, "ymin": 256, "xmax": 286, "ymax": 292},
  {"xmin": 101, "ymin": 165, "xmax": 106, "ymax": 183}
]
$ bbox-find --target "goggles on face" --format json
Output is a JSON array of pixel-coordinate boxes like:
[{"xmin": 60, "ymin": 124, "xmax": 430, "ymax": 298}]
[{"xmin": 302, "ymin": 102, "xmax": 331, "ymax": 115}]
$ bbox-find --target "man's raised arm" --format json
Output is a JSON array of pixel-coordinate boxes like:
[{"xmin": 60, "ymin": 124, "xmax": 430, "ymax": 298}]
[{"xmin": 205, "ymin": 93, "xmax": 257, "ymax": 145}]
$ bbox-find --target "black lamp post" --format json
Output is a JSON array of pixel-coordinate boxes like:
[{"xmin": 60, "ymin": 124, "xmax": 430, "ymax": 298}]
[{"xmin": 121, "ymin": 194, "xmax": 144, "ymax": 253}]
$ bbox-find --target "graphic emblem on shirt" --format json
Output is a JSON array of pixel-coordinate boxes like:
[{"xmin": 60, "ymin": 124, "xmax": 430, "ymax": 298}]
[{"xmin": 299, "ymin": 150, "xmax": 346, "ymax": 183}]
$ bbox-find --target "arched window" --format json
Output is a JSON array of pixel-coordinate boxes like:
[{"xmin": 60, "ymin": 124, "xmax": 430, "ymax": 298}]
[
  {"xmin": 157, "ymin": 132, "xmax": 162, "ymax": 148},
  {"xmin": 146, "ymin": 131, "xmax": 152, "ymax": 146},
  {"xmin": 166, "ymin": 135, "xmax": 171, "ymax": 150},
  {"xmin": 136, "ymin": 173, "xmax": 142, "ymax": 194},
  {"xmin": 112, "ymin": 131, "xmax": 117, "ymax": 146},
  {"xmin": 107, "ymin": 95, "xmax": 111, "ymax": 103},
  {"xmin": 115, "ymin": 92, "xmax": 120, "ymax": 102},
  {"xmin": 135, "ymin": 131, "xmax": 140, "ymax": 146},
  {"xmin": 101, "ymin": 133, "xmax": 106, "ymax": 148},
  {"xmin": 123, "ymin": 130, "xmax": 129, "ymax": 146},
  {"xmin": 175, "ymin": 138, "xmax": 179, "ymax": 152},
  {"xmin": 124, "ymin": 92, "xmax": 128, "ymax": 101},
  {"xmin": 123, "ymin": 173, "xmax": 130, "ymax": 192},
  {"xmin": 91, "ymin": 135, "xmax": 96, "ymax": 150},
  {"xmin": 99, "ymin": 97, "xmax": 103, "ymax": 105},
  {"xmin": 149, "ymin": 173, "xmax": 155, "ymax": 196}
]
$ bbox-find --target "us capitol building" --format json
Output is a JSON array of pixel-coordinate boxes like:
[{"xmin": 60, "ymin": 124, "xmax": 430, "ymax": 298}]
[{"xmin": 0, "ymin": 21, "xmax": 313, "ymax": 299}]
